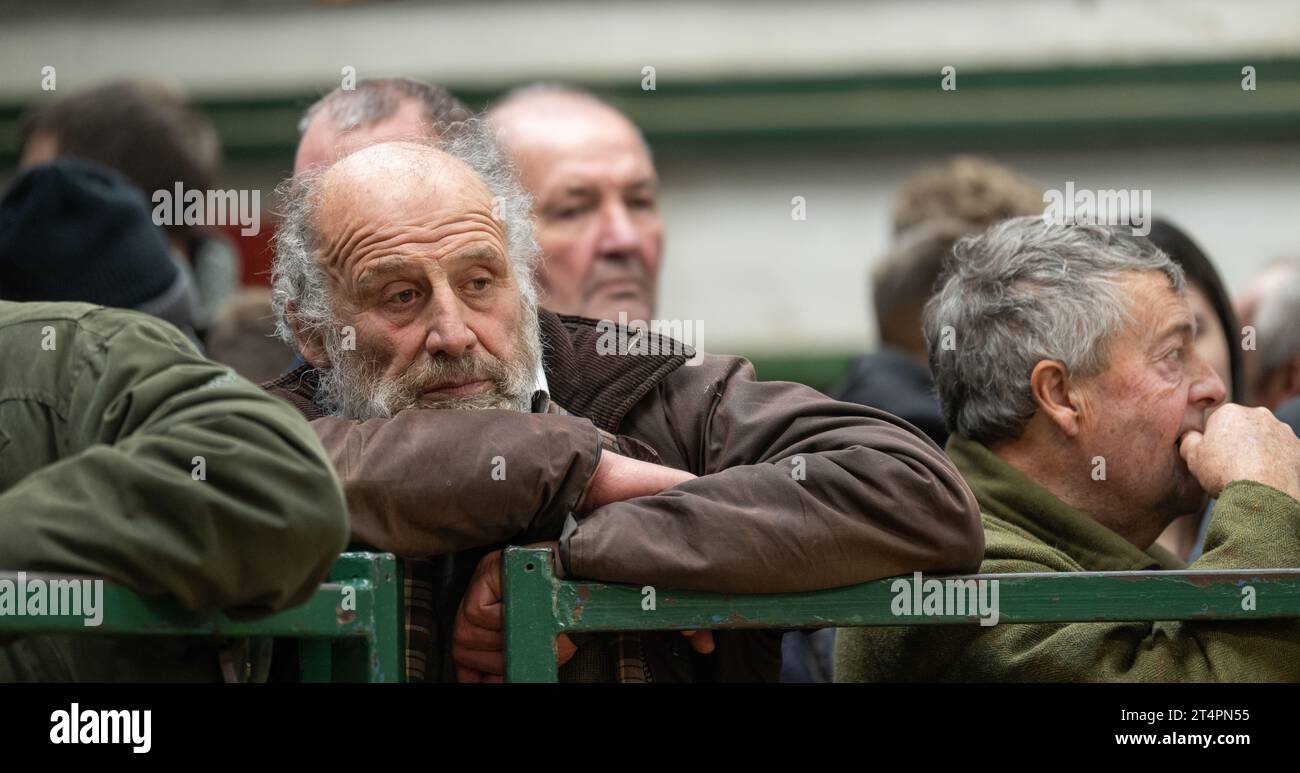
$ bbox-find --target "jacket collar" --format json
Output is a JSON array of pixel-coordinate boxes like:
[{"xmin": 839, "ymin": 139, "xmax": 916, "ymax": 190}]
[
  {"xmin": 262, "ymin": 310, "xmax": 689, "ymax": 433},
  {"xmin": 945, "ymin": 434, "xmax": 1183, "ymax": 571},
  {"xmin": 539, "ymin": 312, "xmax": 689, "ymax": 432}
]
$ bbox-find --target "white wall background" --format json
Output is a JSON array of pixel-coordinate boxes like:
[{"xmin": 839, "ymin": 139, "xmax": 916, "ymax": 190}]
[
  {"xmin": 3, "ymin": 0, "xmax": 1299, "ymax": 98},
  {"xmin": 3, "ymin": 0, "xmax": 1298, "ymax": 355},
  {"xmin": 654, "ymin": 143, "xmax": 1300, "ymax": 354}
]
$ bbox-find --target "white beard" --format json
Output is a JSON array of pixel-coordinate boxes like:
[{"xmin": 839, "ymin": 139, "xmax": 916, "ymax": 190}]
[{"xmin": 316, "ymin": 305, "xmax": 542, "ymax": 420}]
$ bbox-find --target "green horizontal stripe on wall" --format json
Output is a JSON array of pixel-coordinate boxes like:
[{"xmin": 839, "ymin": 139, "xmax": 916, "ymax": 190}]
[
  {"xmin": 2, "ymin": 57, "xmax": 1299, "ymax": 164},
  {"xmin": 743, "ymin": 352, "xmax": 857, "ymax": 393}
]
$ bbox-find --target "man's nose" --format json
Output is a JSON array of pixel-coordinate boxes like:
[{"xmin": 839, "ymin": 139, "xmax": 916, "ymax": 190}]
[
  {"xmin": 1189, "ymin": 350, "xmax": 1228, "ymax": 408},
  {"xmin": 423, "ymin": 289, "xmax": 477, "ymax": 358},
  {"xmin": 595, "ymin": 201, "xmax": 642, "ymax": 258}
]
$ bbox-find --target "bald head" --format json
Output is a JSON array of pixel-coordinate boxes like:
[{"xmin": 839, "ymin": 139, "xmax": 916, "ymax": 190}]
[
  {"xmin": 488, "ymin": 86, "xmax": 662, "ymax": 323},
  {"xmin": 313, "ymin": 141, "xmax": 492, "ymax": 242},
  {"xmin": 490, "ymin": 87, "xmax": 650, "ymax": 159}
]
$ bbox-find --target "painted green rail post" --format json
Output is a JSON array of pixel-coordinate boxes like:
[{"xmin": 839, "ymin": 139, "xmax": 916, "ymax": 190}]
[
  {"xmin": 501, "ymin": 546, "xmax": 1300, "ymax": 682},
  {"xmin": 502, "ymin": 547, "xmax": 563, "ymax": 683},
  {"xmin": 0, "ymin": 552, "xmax": 403, "ymax": 683},
  {"xmin": 301, "ymin": 552, "xmax": 403, "ymax": 683}
]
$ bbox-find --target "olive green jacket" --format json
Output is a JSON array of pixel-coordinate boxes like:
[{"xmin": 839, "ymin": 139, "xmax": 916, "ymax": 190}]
[
  {"xmin": 835, "ymin": 434, "xmax": 1300, "ymax": 682},
  {"xmin": 0, "ymin": 302, "xmax": 349, "ymax": 681}
]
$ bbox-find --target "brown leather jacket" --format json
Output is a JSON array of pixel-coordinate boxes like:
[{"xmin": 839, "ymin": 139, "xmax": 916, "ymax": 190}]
[{"xmin": 263, "ymin": 311, "xmax": 982, "ymax": 681}]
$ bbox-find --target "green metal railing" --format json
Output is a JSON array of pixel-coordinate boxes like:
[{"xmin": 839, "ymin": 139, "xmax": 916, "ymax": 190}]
[
  {"xmin": 0, "ymin": 552, "xmax": 402, "ymax": 683},
  {"xmin": 501, "ymin": 547, "xmax": 1300, "ymax": 682},
  {"xmin": 9, "ymin": 547, "xmax": 1300, "ymax": 683}
]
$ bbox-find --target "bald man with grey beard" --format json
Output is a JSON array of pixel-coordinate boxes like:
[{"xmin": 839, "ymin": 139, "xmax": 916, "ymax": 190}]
[{"xmin": 263, "ymin": 124, "xmax": 981, "ymax": 683}]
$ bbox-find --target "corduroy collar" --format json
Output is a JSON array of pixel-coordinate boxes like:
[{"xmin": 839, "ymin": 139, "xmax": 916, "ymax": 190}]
[{"xmin": 540, "ymin": 312, "xmax": 690, "ymax": 432}]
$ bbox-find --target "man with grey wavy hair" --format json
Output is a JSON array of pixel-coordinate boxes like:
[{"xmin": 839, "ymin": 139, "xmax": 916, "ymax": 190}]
[
  {"xmin": 838, "ymin": 216, "xmax": 1300, "ymax": 683},
  {"xmin": 926, "ymin": 218, "xmax": 1185, "ymax": 446}
]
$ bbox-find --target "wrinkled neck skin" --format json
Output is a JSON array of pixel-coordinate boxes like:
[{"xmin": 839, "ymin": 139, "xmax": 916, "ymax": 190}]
[{"xmin": 990, "ymin": 421, "xmax": 1171, "ymax": 550}]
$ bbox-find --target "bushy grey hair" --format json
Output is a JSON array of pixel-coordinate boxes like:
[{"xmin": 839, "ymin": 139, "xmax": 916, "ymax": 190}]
[
  {"xmin": 924, "ymin": 216, "xmax": 1185, "ymax": 444},
  {"xmin": 298, "ymin": 77, "xmax": 472, "ymax": 136},
  {"xmin": 270, "ymin": 117, "xmax": 541, "ymax": 349},
  {"xmin": 1255, "ymin": 273, "xmax": 1300, "ymax": 380}
]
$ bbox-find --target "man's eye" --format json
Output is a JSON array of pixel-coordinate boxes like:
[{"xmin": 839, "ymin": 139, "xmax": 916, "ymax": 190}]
[
  {"xmin": 1166, "ymin": 347, "xmax": 1185, "ymax": 362},
  {"xmin": 390, "ymin": 289, "xmax": 418, "ymax": 305},
  {"xmin": 465, "ymin": 277, "xmax": 492, "ymax": 293},
  {"xmin": 627, "ymin": 196, "xmax": 656, "ymax": 211},
  {"xmin": 550, "ymin": 204, "xmax": 587, "ymax": 221}
]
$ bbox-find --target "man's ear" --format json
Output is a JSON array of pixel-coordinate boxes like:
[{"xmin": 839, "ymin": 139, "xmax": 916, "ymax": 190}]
[
  {"xmin": 288, "ymin": 304, "xmax": 330, "ymax": 369},
  {"xmin": 1029, "ymin": 359, "xmax": 1083, "ymax": 438}
]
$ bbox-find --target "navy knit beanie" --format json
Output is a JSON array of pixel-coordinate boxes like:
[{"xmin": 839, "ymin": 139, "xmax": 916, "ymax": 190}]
[{"xmin": 0, "ymin": 158, "xmax": 180, "ymax": 309}]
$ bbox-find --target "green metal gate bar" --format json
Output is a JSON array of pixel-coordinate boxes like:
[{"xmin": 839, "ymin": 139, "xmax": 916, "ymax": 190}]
[
  {"xmin": 0, "ymin": 552, "xmax": 403, "ymax": 683},
  {"xmin": 502, "ymin": 546, "xmax": 1300, "ymax": 682}
]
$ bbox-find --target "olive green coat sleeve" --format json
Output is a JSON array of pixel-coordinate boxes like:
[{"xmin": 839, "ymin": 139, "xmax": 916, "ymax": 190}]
[
  {"xmin": 835, "ymin": 481, "xmax": 1300, "ymax": 682},
  {"xmin": 0, "ymin": 302, "xmax": 349, "ymax": 617}
]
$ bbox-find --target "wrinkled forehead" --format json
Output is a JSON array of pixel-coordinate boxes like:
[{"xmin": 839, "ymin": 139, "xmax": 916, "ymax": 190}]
[
  {"xmin": 314, "ymin": 143, "xmax": 495, "ymax": 226},
  {"xmin": 1120, "ymin": 270, "xmax": 1194, "ymax": 343}
]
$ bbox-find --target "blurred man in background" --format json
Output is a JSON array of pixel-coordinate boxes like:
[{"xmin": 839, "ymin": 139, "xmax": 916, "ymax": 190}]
[
  {"xmin": 1235, "ymin": 258, "xmax": 1300, "ymax": 401},
  {"xmin": 835, "ymin": 156, "xmax": 1044, "ymax": 446},
  {"xmin": 1250, "ymin": 272, "xmax": 1300, "ymax": 414},
  {"xmin": 490, "ymin": 85, "xmax": 662, "ymax": 323},
  {"xmin": 293, "ymin": 77, "xmax": 472, "ymax": 177},
  {"xmin": 838, "ymin": 217, "xmax": 976, "ymax": 447},
  {"xmin": 18, "ymin": 80, "xmax": 238, "ymax": 337}
]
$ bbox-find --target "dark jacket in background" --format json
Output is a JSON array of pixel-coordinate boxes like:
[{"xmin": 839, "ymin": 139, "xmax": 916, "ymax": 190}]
[
  {"xmin": 834, "ymin": 346, "xmax": 947, "ymax": 446},
  {"xmin": 264, "ymin": 311, "xmax": 983, "ymax": 682}
]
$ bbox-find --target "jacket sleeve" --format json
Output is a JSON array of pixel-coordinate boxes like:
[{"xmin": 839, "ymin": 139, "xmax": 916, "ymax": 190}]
[
  {"xmin": 835, "ymin": 481, "xmax": 1300, "ymax": 682},
  {"xmin": 310, "ymin": 410, "xmax": 603, "ymax": 557},
  {"xmin": 0, "ymin": 309, "xmax": 350, "ymax": 618},
  {"xmin": 563, "ymin": 355, "xmax": 983, "ymax": 592}
]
